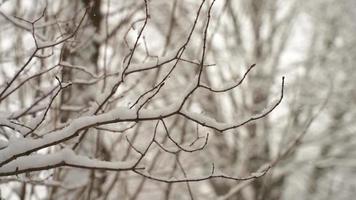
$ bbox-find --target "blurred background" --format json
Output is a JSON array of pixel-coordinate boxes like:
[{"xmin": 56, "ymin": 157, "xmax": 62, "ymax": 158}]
[{"xmin": 1, "ymin": 0, "xmax": 356, "ymax": 199}]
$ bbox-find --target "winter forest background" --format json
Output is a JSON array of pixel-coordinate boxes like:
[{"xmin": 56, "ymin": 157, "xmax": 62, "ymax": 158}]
[{"xmin": 0, "ymin": 0, "xmax": 356, "ymax": 199}]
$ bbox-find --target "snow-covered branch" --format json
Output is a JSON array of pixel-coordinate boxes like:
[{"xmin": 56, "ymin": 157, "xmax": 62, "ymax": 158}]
[{"xmin": 0, "ymin": 148, "xmax": 138, "ymax": 176}]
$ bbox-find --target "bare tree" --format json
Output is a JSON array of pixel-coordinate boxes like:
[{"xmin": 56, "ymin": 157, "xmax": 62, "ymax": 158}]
[
  {"xmin": 1, "ymin": 0, "xmax": 355, "ymax": 200},
  {"xmin": 0, "ymin": 0, "xmax": 285, "ymax": 199}
]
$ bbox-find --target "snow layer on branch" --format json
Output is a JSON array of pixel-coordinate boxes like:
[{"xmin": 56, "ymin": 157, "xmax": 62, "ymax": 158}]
[
  {"xmin": 0, "ymin": 105, "xmax": 176, "ymax": 165},
  {"xmin": 0, "ymin": 148, "xmax": 136, "ymax": 176},
  {"xmin": 181, "ymin": 110, "xmax": 228, "ymax": 130}
]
